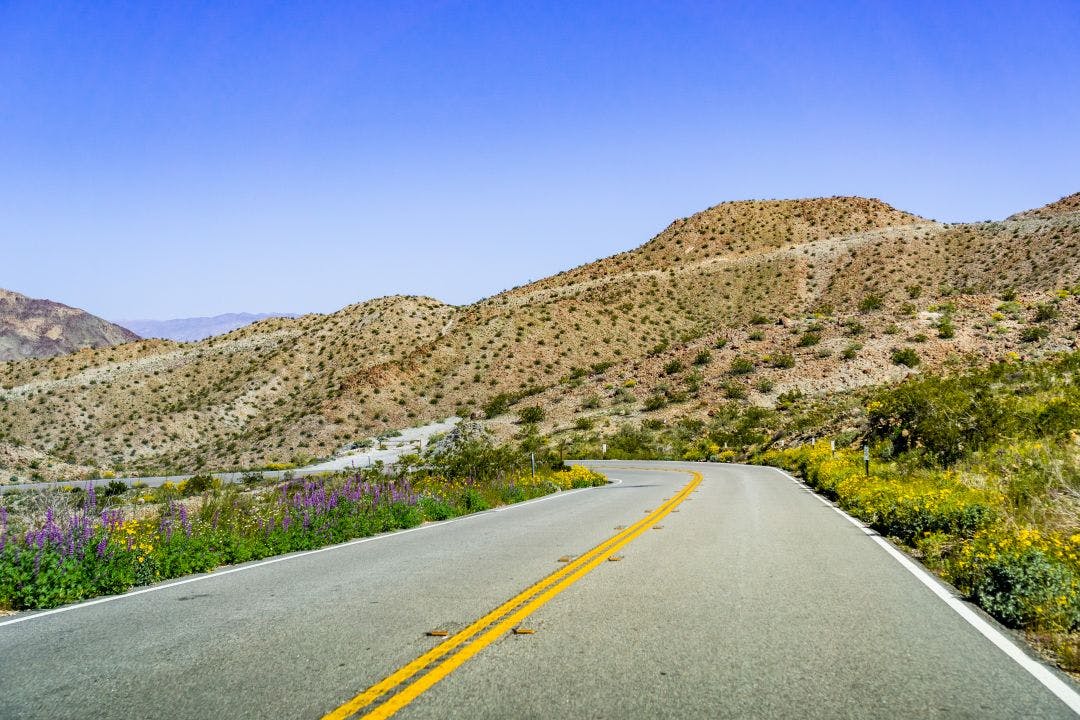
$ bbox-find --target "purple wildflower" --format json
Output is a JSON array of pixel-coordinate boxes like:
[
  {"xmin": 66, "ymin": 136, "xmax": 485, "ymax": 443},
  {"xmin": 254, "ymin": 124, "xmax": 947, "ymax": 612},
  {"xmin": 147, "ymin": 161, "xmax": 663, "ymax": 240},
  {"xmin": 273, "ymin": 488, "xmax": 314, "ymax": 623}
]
[{"xmin": 179, "ymin": 504, "xmax": 191, "ymax": 536}]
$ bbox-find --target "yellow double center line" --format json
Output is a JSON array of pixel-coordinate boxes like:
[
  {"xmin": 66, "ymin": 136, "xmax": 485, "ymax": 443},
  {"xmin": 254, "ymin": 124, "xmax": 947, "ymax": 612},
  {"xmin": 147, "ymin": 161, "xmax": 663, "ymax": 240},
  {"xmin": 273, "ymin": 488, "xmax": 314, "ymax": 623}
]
[{"xmin": 323, "ymin": 468, "xmax": 702, "ymax": 720}]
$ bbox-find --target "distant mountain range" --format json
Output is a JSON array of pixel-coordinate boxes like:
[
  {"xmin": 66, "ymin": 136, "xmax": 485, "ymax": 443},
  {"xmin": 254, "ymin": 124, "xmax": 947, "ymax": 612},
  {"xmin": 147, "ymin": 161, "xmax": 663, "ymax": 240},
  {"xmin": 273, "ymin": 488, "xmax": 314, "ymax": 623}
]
[
  {"xmin": 0, "ymin": 288, "xmax": 139, "ymax": 361},
  {"xmin": 114, "ymin": 313, "xmax": 299, "ymax": 342}
]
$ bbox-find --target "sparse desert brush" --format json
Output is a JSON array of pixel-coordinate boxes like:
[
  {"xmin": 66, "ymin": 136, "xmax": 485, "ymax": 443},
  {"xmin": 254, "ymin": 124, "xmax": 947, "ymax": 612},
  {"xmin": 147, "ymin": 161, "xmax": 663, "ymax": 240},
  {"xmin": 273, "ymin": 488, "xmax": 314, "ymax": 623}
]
[
  {"xmin": 723, "ymin": 382, "xmax": 747, "ymax": 400},
  {"xmin": 643, "ymin": 394, "xmax": 667, "ymax": 411},
  {"xmin": 859, "ymin": 293, "xmax": 884, "ymax": 312},
  {"xmin": 663, "ymin": 359, "xmax": 684, "ymax": 375},
  {"xmin": 1021, "ymin": 326, "xmax": 1050, "ymax": 342},
  {"xmin": 729, "ymin": 357, "xmax": 755, "ymax": 375},
  {"xmin": 765, "ymin": 353, "xmax": 795, "ymax": 369},
  {"xmin": 843, "ymin": 319, "xmax": 865, "ymax": 336},
  {"xmin": 841, "ymin": 342, "xmax": 862, "ymax": 360},
  {"xmin": 890, "ymin": 347, "xmax": 920, "ymax": 367},
  {"xmin": 796, "ymin": 331, "xmax": 820, "ymax": 347},
  {"xmin": 1035, "ymin": 303, "xmax": 1061, "ymax": 322}
]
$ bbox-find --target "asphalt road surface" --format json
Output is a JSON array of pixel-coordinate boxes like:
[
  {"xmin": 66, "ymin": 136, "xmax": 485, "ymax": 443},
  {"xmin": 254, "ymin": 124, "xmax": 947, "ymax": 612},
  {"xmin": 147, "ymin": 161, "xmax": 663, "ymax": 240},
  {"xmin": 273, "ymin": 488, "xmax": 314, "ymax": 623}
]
[{"xmin": 2, "ymin": 462, "xmax": 1078, "ymax": 719}]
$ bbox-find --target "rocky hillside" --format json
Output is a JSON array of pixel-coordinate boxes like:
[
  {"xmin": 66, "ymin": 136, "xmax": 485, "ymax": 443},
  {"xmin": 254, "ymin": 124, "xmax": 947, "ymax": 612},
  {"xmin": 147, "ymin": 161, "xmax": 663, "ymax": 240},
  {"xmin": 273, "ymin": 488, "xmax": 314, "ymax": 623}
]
[
  {"xmin": 1, "ymin": 193, "xmax": 1078, "ymax": 480},
  {"xmin": 0, "ymin": 289, "xmax": 139, "ymax": 362}
]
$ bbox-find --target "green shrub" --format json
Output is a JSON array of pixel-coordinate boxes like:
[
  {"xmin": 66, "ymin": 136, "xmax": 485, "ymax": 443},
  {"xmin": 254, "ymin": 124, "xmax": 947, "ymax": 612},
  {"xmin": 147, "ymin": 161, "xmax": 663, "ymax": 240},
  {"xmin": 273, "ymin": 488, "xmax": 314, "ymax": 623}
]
[
  {"xmin": 184, "ymin": 474, "xmax": 219, "ymax": 495},
  {"xmin": 730, "ymin": 357, "xmax": 755, "ymax": 375},
  {"xmin": 517, "ymin": 405, "xmax": 545, "ymax": 424},
  {"xmin": 890, "ymin": 347, "xmax": 920, "ymax": 367},
  {"xmin": 844, "ymin": 319, "xmax": 865, "ymax": 335},
  {"xmin": 693, "ymin": 350, "xmax": 712, "ymax": 365},
  {"xmin": 484, "ymin": 393, "xmax": 512, "ymax": 418},
  {"xmin": 1035, "ymin": 303, "xmax": 1061, "ymax": 322},
  {"xmin": 796, "ymin": 332, "xmax": 820, "ymax": 347},
  {"xmin": 766, "ymin": 353, "xmax": 795, "ymax": 369},
  {"xmin": 723, "ymin": 382, "xmax": 747, "ymax": 400},
  {"xmin": 664, "ymin": 359, "xmax": 684, "ymax": 375},
  {"xmin": 859, "ymin": 294, "xmax": 884, "ymax": 312},
  {"xmin": 841, "ymin": 343, "xmax": 862, "ymax": 360},
  {"xmin": 1021, "ymin": 326, "xmax": 1050, "ymax": 342},
  {"xmin": 643, "ymin": 394, "xmax": 667, "ymax": 411},
  {"xmin": 868, "ymin": 372, "xmax": 1012, "ymax": 464}
]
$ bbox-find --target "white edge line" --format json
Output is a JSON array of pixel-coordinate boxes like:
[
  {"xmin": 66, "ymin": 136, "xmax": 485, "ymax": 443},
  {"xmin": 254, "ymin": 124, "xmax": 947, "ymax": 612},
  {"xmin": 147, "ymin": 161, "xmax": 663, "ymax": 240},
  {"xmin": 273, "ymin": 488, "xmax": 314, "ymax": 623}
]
[
  {"xmin": 761, "ymin": 464, "xmax": 1080, "ymax": 715},
  {"xmin": 0, "ymin": 479, "xmax": 620, "ymax": 629}
]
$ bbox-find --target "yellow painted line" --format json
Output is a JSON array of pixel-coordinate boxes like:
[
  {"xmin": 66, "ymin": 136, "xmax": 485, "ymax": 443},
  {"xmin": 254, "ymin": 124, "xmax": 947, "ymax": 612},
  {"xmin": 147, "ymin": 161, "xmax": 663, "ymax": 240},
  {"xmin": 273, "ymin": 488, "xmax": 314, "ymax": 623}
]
[
  {"xmin": 323, "ymin": 468, "xmax": 694, "ymax": 720},
  {"xmin": 324, "ymin": 468, "xmax": 701, "ymax": 720}
]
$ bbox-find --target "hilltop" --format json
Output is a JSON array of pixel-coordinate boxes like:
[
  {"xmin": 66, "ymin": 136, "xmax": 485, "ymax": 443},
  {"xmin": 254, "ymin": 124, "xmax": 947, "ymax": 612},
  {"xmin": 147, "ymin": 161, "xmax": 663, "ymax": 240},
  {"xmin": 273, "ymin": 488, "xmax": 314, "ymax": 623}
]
[
  {"xmin": 0, "ymin": 288, "xmax": 139, "ymax": 362},
  {"xmin": 1, "ymin": 193, "xmax": 1078, "ymax": 480}
]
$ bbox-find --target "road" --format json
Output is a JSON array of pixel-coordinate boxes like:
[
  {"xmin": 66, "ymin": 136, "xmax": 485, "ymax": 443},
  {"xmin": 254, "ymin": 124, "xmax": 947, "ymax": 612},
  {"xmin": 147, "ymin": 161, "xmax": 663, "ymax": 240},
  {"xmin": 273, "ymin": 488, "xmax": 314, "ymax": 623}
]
[
  {"xmin": 1, "ymin": 462, "xmax": 1077, "ymax": 718},
  {"xmin": 1, "ymin": 417, "xmax": 461, "ymax": 493}
]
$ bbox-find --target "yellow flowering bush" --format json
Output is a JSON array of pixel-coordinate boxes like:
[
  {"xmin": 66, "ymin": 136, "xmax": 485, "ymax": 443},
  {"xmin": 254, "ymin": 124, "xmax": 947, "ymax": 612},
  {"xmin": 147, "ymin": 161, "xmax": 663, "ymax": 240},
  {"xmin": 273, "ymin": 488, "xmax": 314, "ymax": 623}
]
[
  {"xmin": 550, "ymin": 464, "xmax": 607, "ymax": 490},
  {"xmin": 758, "ymin": 441, "xmax": 1080, "ymax": 631},
  {"xmin": 951, "ymin": 527, "xmax": 1080, "ymax": 630}
]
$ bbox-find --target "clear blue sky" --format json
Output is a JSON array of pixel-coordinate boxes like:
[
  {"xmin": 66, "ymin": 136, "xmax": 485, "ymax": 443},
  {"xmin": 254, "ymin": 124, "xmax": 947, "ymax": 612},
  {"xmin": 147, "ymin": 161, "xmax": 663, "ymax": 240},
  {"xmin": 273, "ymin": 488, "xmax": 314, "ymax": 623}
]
[{"xmin": 3, "ymin": 1, "xmax": 1078, "ymax": 319}]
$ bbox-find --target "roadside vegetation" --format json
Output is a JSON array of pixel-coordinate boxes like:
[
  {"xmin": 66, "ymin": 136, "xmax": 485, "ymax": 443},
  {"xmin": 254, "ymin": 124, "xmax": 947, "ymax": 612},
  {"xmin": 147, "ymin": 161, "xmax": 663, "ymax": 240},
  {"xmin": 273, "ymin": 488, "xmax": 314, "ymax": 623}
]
[
  {"xmin": 756, "ymin": 352, "xmax": 1080, "ymax": 669},
  {"xmin": 0, "ymin": 435, "xmax": 605, "ymax": 611}
]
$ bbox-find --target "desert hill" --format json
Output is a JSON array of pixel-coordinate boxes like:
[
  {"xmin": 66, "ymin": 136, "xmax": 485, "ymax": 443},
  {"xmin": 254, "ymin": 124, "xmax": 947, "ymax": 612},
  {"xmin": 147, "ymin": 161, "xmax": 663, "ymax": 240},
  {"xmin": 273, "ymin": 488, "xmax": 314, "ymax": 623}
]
[
  {"xmin": 1, "ymin": 194, "xmax": 1078, "ymax": 480},
  {"xmin": 0, "ymin": 288, "xmax": 139, "ymax": 362},
  {"xmin": 1008, "ymin": 192, "xmax": 1080, "ymax": 221}
]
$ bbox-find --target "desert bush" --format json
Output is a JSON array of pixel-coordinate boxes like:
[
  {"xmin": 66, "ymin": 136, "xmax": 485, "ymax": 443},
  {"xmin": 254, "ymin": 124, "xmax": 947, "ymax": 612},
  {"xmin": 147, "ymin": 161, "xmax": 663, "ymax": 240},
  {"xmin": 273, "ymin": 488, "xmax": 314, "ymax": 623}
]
[
  {"xmin": 952, "ymin": 528, "xmax": 1080, "ymax": 631},
  {"xmin": 841, "ymin": 343, "xmax": 862, "ymax": 360},
  {"xmin": 890, "ymin": 347, "xmax": 920, "ymax": 367},
  {"xmin": 664, "ymin": 359, "xmax": 684, "ymax": 375},
  {"xmin": 643, "ymin": 394, "xmax": 667, "ymax": 412},
  {"xmin": 517, "ymin": 405, "xmax": 546, "ymax": 424},
  {"xmin": 730, "ymin": 357, "xmax": 755, "ymax": 375},
  {"xmin": 1035, "ymin": 303, "xmax": 1061, "ymax": 322},
  {"xmin": 1021, "ymin": 326, "xmax": 1050, "ymax": 343},
  {"xmin": 859, "ymin": 294, "xmax": 884, "ymax": 312},
  {"xmin": 868, "ymin": 373, "xmax": 1010, "ymax": 465},
  {"xmin": 484, "ymin": 393, "xmax": 512, "ymax": 418},
  {"xmin": 766, "ymin": 353, "xmax": 795, "ymax": 369},
  {"xmin": 723, "ymin": 382, "xmax": 747, "ymax": 400}
]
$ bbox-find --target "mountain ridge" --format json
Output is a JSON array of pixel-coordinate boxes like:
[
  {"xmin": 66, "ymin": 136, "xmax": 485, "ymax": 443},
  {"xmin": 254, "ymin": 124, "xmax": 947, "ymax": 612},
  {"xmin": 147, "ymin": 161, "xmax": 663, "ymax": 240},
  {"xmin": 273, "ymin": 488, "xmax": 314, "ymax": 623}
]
[{"xmin": 0, "ymin": 288, "xmax": 139, "ymax": 362}]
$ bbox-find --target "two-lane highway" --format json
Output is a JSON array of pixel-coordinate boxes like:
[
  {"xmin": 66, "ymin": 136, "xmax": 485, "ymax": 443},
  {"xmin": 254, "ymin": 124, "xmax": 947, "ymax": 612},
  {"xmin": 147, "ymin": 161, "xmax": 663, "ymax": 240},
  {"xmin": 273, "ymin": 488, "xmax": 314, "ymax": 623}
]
[{"xmin": 1, "ymin": 462, "xmax": 1077, "ymax": 718}]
